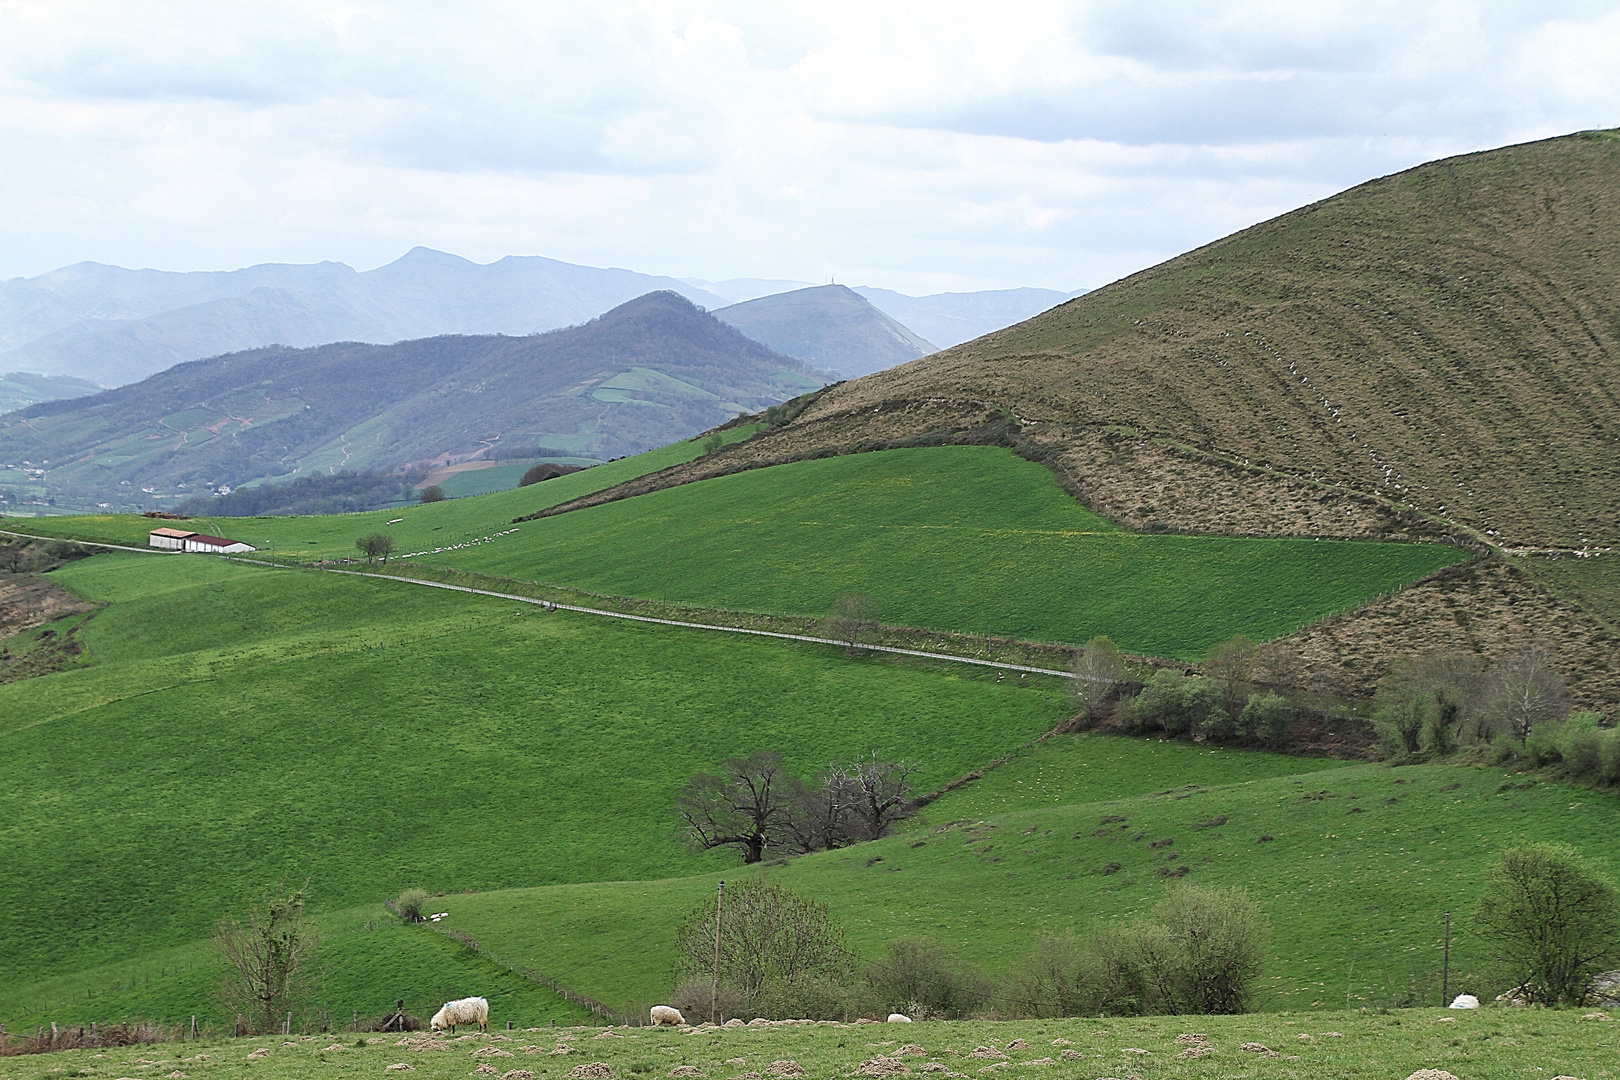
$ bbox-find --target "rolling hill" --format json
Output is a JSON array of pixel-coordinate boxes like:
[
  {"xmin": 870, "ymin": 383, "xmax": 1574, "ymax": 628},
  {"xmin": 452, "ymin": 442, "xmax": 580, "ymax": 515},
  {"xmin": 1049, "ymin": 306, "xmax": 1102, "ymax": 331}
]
[
  {"xmin": 0, "ymin": 292, "xmax": 821, "ymax": 511},
  {"xmin": 0, "ymin": 371, "xmax": 101, "ymax": 414},
  {"xmin": 715, "ymin": 285, "xmax": 939, "ymax": 378},
  {"xmin": 542, "ymin": 131, "xmax": 1620, "ymax": 707},
  {"xmin": 0, "ymin": 249, "xmax": 730, "ymax": 387}
]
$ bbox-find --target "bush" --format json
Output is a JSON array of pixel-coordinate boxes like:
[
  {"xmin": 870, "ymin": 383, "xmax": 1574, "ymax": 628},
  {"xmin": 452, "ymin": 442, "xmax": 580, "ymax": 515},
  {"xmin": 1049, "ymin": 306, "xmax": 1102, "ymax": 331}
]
[
  {"xmin": 395, "ymin": 889, "xmax": 430, "ymax": 923},
  {"xmin": 1374, "ymin": 695, "xmax": 1429, "ymax": 758},
  {"xmin": 1003, "ymin": 885, "xmax": 1267, "ymax": 1017},
  {"xmin": 418, "ymin": 485, "xmax": 446, "ymax": 504},
  {"xmin": 1598, "ymin": 727, "xmax": 1620, "ymax": 784},
  {"xmin": 1474, "ymin": 842, "xmax": 1620, "ymax": 1005},
  {"xmin": 1490, "ymin": 732, "xmax": 1523, "ymax": 765},
  {"xmin": 1131, "ymin": 672, "xmax": 1225, "ymax": 737},
  {"xmin": 1554, "ymin": 712, "xmax": 1604, "ymax": 775},
  {"xmin": 866, "ymin": 938, "xmax": 992, "ymax": 1020},
  {"xmin": 519, "ymin": 463, "xmax": 585, "ymax": 487},
  {"xmin": 1239, "ymin": 692, "xmax": 1294, "ymax": 748}
]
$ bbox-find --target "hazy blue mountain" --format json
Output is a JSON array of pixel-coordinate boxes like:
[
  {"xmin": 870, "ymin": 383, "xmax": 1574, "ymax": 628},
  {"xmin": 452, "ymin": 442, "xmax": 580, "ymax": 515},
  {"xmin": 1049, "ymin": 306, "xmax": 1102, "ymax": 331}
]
[
  {"xmin": 852, "ymin": 286, "xmax": 1084, "ymax": 348},
  {"xmin": 0, "ymin": 292, "xmax": 820, "ymax": 512},
  {"xmin": 681, "ymin": 277, "xmax": 818, "ymax": 304},
  {"xmin": 714, "ymin": 285, "xmax": 938, "ymax": 379},
  {"xmin": 0, "ymin": 249, "xmax": 728, "ymax": 387}
]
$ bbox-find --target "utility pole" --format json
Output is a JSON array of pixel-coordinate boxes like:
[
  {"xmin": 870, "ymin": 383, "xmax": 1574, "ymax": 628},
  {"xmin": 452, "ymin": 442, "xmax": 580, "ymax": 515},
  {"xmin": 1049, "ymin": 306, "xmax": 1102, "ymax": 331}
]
[
  {"xmin": 1442, "ymin": 912, "xmax": 1452, "ymax": 1007},
  {"xmin": 712, "ymin": 881, "xmax": 725, "ymax": 1026}
]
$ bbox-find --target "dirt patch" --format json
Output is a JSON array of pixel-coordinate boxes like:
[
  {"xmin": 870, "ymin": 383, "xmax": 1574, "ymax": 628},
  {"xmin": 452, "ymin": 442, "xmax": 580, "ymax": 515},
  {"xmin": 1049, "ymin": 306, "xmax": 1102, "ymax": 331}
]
[{"xmin": 0, "ymin": 575, "xmax": 94, "ymax": 639}]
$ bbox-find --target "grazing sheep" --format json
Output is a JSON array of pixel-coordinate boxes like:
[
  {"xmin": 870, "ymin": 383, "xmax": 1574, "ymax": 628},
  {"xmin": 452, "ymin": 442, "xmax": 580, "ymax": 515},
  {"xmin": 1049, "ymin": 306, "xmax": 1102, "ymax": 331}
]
[
  {"xmin": 1449, "ymin": 994, "xmax": 1480, "ymax": 1009},
  {"xmin": 431, "ymin": 996, "xmax": 490, "ymax": 1034},
  {"xmin": 649, "ymin": 1006, "xmax": 685, "ymax": 1027},
  {"xmin": 886, "ymin": 1013, "xmax": 912, "ymax": 1023}
]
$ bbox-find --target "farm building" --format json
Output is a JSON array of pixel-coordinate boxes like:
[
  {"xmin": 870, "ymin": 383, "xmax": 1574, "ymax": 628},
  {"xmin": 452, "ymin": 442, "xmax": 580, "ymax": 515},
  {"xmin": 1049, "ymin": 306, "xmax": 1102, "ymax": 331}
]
[
  {"xmin": 148, "ymin": 527, "xmax": 195, "ymax": 550},
  {"xmin": 182, "ymin": 534, "xmax": 256, "ymax": 554}
]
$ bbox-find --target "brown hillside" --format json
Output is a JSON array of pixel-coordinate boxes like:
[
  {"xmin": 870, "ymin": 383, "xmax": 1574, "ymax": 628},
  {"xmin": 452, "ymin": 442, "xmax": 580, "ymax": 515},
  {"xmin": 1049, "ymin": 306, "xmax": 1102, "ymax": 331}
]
[{"xmin": 786, "ymin": 129, "xmax": 1620, "ymax": 551}]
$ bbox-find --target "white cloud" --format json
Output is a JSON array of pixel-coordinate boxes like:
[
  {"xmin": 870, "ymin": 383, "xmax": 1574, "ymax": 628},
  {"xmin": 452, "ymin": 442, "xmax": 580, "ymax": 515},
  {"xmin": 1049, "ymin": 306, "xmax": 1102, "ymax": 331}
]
[{"xmin": 0, "ymin": 0, "xmax": 1617, "ymax": 293}]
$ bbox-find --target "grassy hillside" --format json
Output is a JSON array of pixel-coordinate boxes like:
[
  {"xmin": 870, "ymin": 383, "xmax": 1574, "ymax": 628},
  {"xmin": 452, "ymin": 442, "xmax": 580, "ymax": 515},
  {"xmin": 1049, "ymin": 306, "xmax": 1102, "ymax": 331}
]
[
  {"xmin": 425, "ymin": 448, "xmax": 1464, "ymax": 660},
  {"xmin": 0, "ymin": 292, "xmax": 817, "ymax": 511},
  {"xmin": 364, "ymin": 743, "xmax": 1620, "ymax": 1017},
  {"xmin": 0, "ymin": 551, "xmax": 1064, "ymax": 999},
  {"xmin": 734, "ymin": 131, "xmax": 1620, "ymax": 551}
]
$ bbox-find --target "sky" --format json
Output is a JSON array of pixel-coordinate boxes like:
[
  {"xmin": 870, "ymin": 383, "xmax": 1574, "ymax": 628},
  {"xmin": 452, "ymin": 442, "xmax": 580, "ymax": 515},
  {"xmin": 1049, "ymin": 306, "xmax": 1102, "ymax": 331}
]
[{"xmin": 2, "ymin": 1, "xmax": 1619, "ymax": 294}]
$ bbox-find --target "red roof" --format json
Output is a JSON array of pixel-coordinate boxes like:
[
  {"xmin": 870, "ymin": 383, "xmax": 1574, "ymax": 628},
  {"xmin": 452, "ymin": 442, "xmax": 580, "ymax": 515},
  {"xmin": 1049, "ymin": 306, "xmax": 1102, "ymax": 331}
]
[{"xmin": 187, "ymin": 534, "xmax": 242, "ymax": 547}]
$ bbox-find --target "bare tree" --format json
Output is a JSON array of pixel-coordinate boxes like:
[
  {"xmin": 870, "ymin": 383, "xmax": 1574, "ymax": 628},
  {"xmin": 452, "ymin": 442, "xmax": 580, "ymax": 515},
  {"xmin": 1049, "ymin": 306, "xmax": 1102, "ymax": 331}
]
[
  {"xmin": 677, "ymin": 750, "xmax": 795, "ymax": 864},
  {"xmin": 1202, "ymin": 634, "xmax": 1257, "ymax": 713},
  {"xmin": 214, "ymin": 884, "xmax": 318, "ymax": 1034},
  {"xmin": 823, "ymin": 594, "xmax": 880, "ymax": 653},
  {"xmin": 847, "ymin": 753, "xmax": 917, "ymax": 840},
  {"xmin": 1485, "ymin": 642, "xmax": 1567, "ymax": 739},
  {"xmin": 1071, "ymin": 635, "xmax": 1125, "ymax": 722},
  {"xmin": 782, "ymin": 765, "xmax": 860, "ymax": 854}
]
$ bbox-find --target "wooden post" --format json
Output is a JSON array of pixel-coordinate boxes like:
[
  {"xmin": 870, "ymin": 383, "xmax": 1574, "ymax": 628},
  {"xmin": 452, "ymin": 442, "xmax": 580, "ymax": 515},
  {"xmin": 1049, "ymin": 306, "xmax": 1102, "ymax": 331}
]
[
  {"xmin": 711, "ymin": 880, "xmax": 725, "ymax": 1025},
  {"xmin": 1442, "ymin": 912, "xmax": 1452, "ymax": 1007},
  {"xmin": 51, "ymin": 1022, "xmax": 58, "ymax": 1049},
  {"xmin": 353, "ymin": 1011, "xmax": 359, "ymax": 1033},
  {"xmin": 191, "ymin": 1016, "xmax": 198, "ymax": 1040}
]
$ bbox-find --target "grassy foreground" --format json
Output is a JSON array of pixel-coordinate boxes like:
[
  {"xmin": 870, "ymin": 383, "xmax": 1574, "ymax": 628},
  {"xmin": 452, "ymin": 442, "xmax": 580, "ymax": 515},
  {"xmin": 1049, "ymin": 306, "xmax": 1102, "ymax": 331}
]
[{"xmin": 4, "ymin": 1009, "xmax": 1615, "ymax": 1080}]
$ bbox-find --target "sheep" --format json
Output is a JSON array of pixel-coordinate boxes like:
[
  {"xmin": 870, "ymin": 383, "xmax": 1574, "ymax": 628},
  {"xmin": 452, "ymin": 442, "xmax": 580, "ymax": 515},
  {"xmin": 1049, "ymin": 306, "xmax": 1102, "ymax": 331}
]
[
  {"xmin": 649, "ymin": 1006, "xmax": 685, "ymax": 1027},
  {"xmin": 1448, "ymin": 994, "xmax": 1480, "ymax": 1010},
  {"xmin": 886, "ymin": 1013, "xmax": 911, "ymax": 1023},
  {"xmin": 431, "ymin": 996, "xmax": 490, "ymax": 1034}
]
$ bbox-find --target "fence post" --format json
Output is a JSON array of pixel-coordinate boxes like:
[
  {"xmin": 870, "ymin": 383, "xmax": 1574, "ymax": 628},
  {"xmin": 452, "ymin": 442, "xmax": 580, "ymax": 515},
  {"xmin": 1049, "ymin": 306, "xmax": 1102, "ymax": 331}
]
[
  {"xmin": 353, "ymin": 1011, "xmax": 359, "ymax": 1033},
  {"xmin": 191, "ymin": 1016, "xmax": 198, "ymax": 1040},
  {"xmin": 1442, "ymin": 912, "xmax": 1452, "ymax": 1007},
  {"xmin": 712, "ymin": 880, "xmax": 725, "ymax": 1025}
]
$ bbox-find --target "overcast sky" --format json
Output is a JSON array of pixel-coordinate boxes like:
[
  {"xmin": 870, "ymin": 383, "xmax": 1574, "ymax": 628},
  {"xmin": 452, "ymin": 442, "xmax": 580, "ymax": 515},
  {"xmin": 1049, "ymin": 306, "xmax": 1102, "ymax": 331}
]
[{"xmin": 2, "ymin": 1, "xmax": 1618, "ymax": 293}]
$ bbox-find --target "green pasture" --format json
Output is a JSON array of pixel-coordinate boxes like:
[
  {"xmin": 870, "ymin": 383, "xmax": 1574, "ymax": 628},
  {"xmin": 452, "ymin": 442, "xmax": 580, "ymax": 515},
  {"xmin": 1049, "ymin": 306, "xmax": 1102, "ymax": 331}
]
[
  {"xmin": 0, "ymin": 551, "xmax": 1064, "ymax": 1005},
  {"xmin": 5, "ymin": 427, "xmax": 760, "ymax": 557},
  {"xmin": 380, "ymin": 752, "xmax": 1620, "ymax": 1017},
  {"xmin": 420, "ymin": 447, "xmax": 1466, "ymax": 659},
  {"xmin": 5, "ymin": 1010, "xmax": 1616, "ymax": 1080},
  {"xmin": 428, "ymin": 459, "xmax": 600, "ymax": 500}
]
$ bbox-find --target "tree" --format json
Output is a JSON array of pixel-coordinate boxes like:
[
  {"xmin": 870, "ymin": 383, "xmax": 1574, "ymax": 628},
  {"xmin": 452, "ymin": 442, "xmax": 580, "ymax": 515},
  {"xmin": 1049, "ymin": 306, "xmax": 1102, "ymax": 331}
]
[
  {"xmin": 1071, "ymin": 635, "xmax": 1125, "ymax": 723},
  {"xmin": 1203, "ymin": 634, "xmax": 1256, "ymax": 713},
  {"xmin": 1485, "ymin": 642, "xmax": 1567, "ymax": 739},
  {"xmin": 1131, "ymin": 671, "xmax": 1224, "ymax": 737},
  {"xmin": 1239, "ymin": 691, "xmax": 1295, "ymax": 748},
  {"xmin": 355, "ymin": 533, "xmax": 395, "ymax": 565},
  {"xmin": 677, "ymin": 750, "xmax": 795, "ymax": 863},
  {"xmin": 1148, "ymin": 884, "xmax": 1269, "ymax": 1014},
  {"xmin": 672, "ymin": 880, "xmax": 851, "ymax": 1018},
  {"xmin": 1373, "ymin": 694, "xmax": 1429, "ymax": 758},
  {"xmin": 702, "ymin": 432, "xmax": 726, "ymax": 455},
  {"xmin": 418, "ymin": 485, "xmax": 446, "ymax": 503},
  {"xmin": 1474, "ymin": 843, "xmax": 1620, "ymax": 1005},
  {"xmin": 214, "ymin": 884, "xmax": 318, "ymax": 1034},
  {"xmin": 868, "ymin": 938, "xmax": 991, "ymax": 1020},
  {"xmin": 782, "ymin": 765, "xmax": 859, "ymax": 855},
  {"xmin": 394, "ymin": 889, "xmax": 429, "ymax": 923},
  {"xmin": 847, "ymin": 753, "xmax": 917, "ymax": 841},
  {"xmin": 823, "ymin": 594, "xmax": 880, "ymax": 653}
]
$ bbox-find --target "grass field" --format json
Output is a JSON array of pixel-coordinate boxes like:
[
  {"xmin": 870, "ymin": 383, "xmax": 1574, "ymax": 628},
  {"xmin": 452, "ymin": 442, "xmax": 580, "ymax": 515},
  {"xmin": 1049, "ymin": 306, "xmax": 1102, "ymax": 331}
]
[
  {"xmin": 419, "ymin": 448, "xmax": 1466, "ymax": 659},
  {"xmin": 393, "ymin": 749, "xmax": 1619, "ymax": 1018},
  {"xmin": 428, "ymin": 460, "xmax": 601, "ymax": 500},
  {"xmin": 4, "ymin": 1004, "xmax": 1614, "ymax": 1080},
  {"xmin": 0, "ymin": 551, "xmax": 1066, "ymax": 1011}
]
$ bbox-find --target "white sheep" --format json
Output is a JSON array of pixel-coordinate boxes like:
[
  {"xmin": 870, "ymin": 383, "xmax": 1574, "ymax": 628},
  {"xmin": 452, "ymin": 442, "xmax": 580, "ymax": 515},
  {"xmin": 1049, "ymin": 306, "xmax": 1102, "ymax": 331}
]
[
  {"xmin": 431, "ymin": 996, "xmax": 490, "ymax": 1034},
  {"xmin": 649, "ymin": 1006, "xmax": 685, "ymax": 1027},
  {"xmin": 887, "ymin": 1013, "xmax": 912, "ymax": 1023},
  {"xmin": 1448, "ymin": 994, "xmax": 1480, "ymax": 1010}
]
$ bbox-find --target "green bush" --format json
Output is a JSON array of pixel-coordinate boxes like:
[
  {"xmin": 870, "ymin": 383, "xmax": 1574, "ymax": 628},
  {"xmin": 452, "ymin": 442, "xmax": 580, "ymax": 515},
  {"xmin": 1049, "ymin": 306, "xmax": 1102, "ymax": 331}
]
[
  {"xmin": 1239, "ymin": 692, "xmax": 1294, "ymax": 748},
  {"xmin": 394, "ymin": 889, "xmax": 430, "ymax": 923},
  {"xmin": 1598, "ymin": 727, "xmax": 1620, "ymax": 784},
  {"xmin": 1475, "ymin": 842, "xmax": 1620, "ymax": 1005},
  {"xmin": 866, "ymin": 938, "xmax": 992, "ymax": 1020},
  {"xmin": 1131, "ymin": 672, "xmax": 1225, "ymax": 737},
  {"xmin": 1490, "ymin": 732, "xmax": 1523, "ymax": 765},
  {"xmin": 1374, "ymin": 695, "xmax": 1429, "ymax": 758},
  {"xmin": 418, "ymin": 485, "xmax": 446, "ymax": 504}
]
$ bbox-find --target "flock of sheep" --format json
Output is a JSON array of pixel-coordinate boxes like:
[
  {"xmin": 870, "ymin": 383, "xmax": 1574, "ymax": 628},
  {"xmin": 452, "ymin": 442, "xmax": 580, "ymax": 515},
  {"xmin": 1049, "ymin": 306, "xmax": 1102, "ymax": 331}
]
[{"xmin": 433, "ymin": 1000, "xmax": 914, "ymax": 1033}]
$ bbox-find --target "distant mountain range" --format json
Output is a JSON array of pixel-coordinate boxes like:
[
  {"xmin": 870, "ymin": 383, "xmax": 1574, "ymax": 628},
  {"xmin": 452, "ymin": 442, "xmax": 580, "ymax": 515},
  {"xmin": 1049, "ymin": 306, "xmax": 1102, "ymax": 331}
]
[
  {"xmin": 0, "ymin": 292, "xmax": 818, "ymax": 512},
  {"xmin": 715, "ymin": 285, "xmax": 938, "ymax": 379},
  {"xmin": 1, "ymin": 250, "xmax": 1081, "ymax": 390}
]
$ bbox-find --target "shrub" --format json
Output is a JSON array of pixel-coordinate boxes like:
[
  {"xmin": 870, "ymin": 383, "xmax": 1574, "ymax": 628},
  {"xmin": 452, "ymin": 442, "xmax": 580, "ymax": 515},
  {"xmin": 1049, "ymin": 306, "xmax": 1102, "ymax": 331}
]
[
  {"xmin": 1070, "ymin": 635, "xmax": 1125, "ymax": 725},
  {"xmin": 1374, "ymin": 695, "xmax": 1428, "ymax": 758},
  {"xmin": 1490, "ymin": 732, "xmax": 1523, "ymax": 765},
  {"xmin": 1147, "ymin": 883, "xmax": 1269, "ymax": 1014},
  {"xmin": 1239, "ymin": 692, "xmax": 1294, "ymax": 748},
  {"xmin": 1554, "ymin": 712, "xmax": 1604, "ymax": 775},
  {"xmin": 395, "ymin": 889, "xmax": 430, "ymax": 923},
  {"xmin": 418, "ymin": 485, "xmax": 446, "ymax": 503},
  {"xmin": 1133, "ymin": 672, "xmax": 1224, "ymax": 737},
  {"xmin": 1474, "ymin": 842, "xmax": 1620, "ymax": 1005},
  {"xmin": 1422, "ymin": 696, "xmax": 1462, "ymax": 757},
  {"xmin": 702, "ymin": 432, "xmax": 725, "ymax": 455},
  {"xmin": 867, "ymin": 938, "xmax": 992, "ymax": 1020},
  {"xmin": 1598, "ymin": 726, "xmax": 1620, "ymax": 784},
  {"xmin": 519, "ymin": 463, "xmax": 585, "ymax": 487}
]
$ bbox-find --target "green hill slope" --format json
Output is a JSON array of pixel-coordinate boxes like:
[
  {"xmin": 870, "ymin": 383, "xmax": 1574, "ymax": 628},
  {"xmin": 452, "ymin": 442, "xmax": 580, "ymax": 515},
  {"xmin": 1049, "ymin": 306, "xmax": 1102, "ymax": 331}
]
[
  {"xmin": 404, "ymin": 448, "xmax": 1463, "ymax": 660},
  {"xmin": 0, "ymin": 292, "xmax": 818, "ymax": 511},
  {"xmin": 0, "ymin": 551, "xmax": 1064, "ymax": 997}
]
